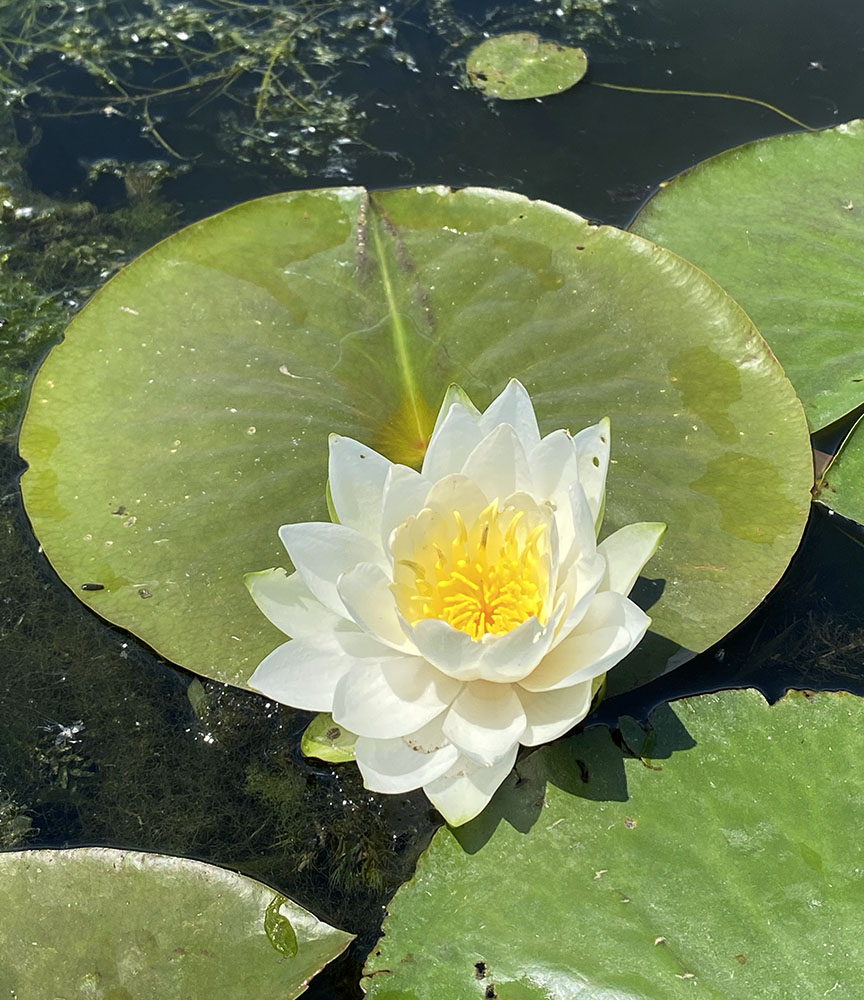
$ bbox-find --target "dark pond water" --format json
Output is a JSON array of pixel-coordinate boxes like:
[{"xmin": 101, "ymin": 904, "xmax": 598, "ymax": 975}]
[{"xmin": 2, "ymin": 0, "xmax": 864, "ymax": 995}]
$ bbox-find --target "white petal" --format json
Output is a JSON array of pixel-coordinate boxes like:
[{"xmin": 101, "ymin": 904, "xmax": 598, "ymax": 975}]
[
  {"xmin": 404, "ymin": 617, "xmax": 485, "ymax": 681},
  {"xmin": 248, "ymin": 635, "xmax": 355, "ymax": 710},
  {"xmin": 422, "ymin": 473, "xmax": 489, "ymax": 523},
  {"xmin": 475, "ymin": 602, "xmax": 565, "ymax": 683},
  {"xmin": 478, "ymin": 378, "xmax": 541, "ymax": 451},
  {"xmin": 423, "ymin": 744, "xmax": 518, "ymax": 827},
  {"xmin": 517, "ymin": 680, "xmax": 593, "ymax": 746},
  {"xmin": 520, "ymin": 591, "xmax": 650, "ymax": 692},
  {"xmin": 328, "ymin": 435, "xmax": 392, "ymax": 539},
  {"xmin": 571, "ymin": 417, "xmax": 610, "ymax": 527},
  {"xmin": 441, "ymin": 680, "xmax": 526, "ymax": 765},
  {"xmin": 279, "ymin": 521, "xmax": 386, "ymax": 617},
  {"xmin": 427, "ymin": 384, "xmax": 481, "ymax": 442},
  {"xmin": 527, "ymin": 429, "xmax": 580, "ymax": 501},
  {"xmin": 244, "ymin": 568, "xmax": 341, "ymax": 639},
  {"xmin": 380, "ymin": 464, "xmax": 431, "ymax": 548},
  {"xmin": 550, "ymin": 551, "xmax": 606, "ymax": 648},
  {"xmin": 337, "ymin": 562, "xmax": 415, "ymax": 651},
  {"xmin": 332, "ymin": 654, "xmax": 460, "ymax": 739},
  {"xmin": 598, "ymin": 522, "xmax": 666, "ymax": 597},
  {"xmin": 421, "ymin": 401, "xmax": 483, "ymax": 482},
  {"xmin": 460, "ymin": 424, "xmax": 532, "ymax": 500},
  {"xmin": 355, "ymin": 718, "xmax": 459, "ymax": 794},
  {"xmin": 557, "ymin": 480, "xmax": 599, "ymax": 576}
]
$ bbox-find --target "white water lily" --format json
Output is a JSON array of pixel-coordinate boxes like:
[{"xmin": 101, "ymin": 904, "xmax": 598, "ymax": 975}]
[{"xmin": 247, "ymin": 380, "xmax": 665, "ymax": 826}]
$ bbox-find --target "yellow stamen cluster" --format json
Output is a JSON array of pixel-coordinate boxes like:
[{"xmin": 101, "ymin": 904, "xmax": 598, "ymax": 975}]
[{"xmin": 394, "ymin": 500, "xmax": 551, "ymax": 640}]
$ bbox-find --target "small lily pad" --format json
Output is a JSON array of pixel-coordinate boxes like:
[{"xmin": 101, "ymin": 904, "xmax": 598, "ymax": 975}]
[
  {"xmin": 301, "ymin": 712, "xmax": 358, "ymax": 763},
  {"xmin": 0, "ymin": 848, "xmax": 353, "ymax": 998},
  {"xmin": 466, "ymin": 33, "xmax": 588, "ymax": 100},
  {"xmin": 265, "ymin": 894, "xmax": 299, "ymax": 959},
  {"xmin": 814, "ymin": 413, "xmax": 864, "ymax": 523}
]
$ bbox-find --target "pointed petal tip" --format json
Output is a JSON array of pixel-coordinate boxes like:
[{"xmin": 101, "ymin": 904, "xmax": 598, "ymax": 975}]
[{"xmin": 243, "ymin": 566, "xmax": 282, "ymax": 592}]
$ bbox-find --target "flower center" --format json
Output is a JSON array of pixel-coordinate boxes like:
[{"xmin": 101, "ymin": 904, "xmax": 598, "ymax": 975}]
[{"xmin": 394, "ymin": 499, "xmax": 551, "ymax": 640}]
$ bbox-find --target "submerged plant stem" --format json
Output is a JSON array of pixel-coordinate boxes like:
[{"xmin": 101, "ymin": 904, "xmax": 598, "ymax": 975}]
[{"xmin": 593, "ymin": 82, "xmax": 815, "ymax": 132}]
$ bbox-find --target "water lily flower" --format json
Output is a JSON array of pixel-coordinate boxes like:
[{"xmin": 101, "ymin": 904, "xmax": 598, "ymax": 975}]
[{"xmin": 247, "ymin": 381, "xmax": 665, "ymax": 826}]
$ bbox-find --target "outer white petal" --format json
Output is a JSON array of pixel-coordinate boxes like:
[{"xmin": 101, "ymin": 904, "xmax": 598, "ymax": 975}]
[
  {"xmin": 441, "ymin": 680, "xmax": 526, "ymax": 765},
  {"xmin": 598, "ymin": 522, "xmax": 666, "ymax": 597},
  {"xmin": 570, "ymin": 417, "xmax": 611, "ymax": 527},
  {"xmin": 520, "ymin": 591, "xmax": 650, "ymax": 692},
  {"xmin": 517, "ymin": 680, "xmax": 594, "ymax": 746},
  {"xmin": 355, "ymin": 718, "xmax": 459, "ymax": 794},
  {"xmin": 421, "ymin": 401, "xmax": 483, "ymax": 482},
  {"xmin": 380, "ymin": 464, "xmax": 431, "ymax": 549},
  {"xmin": 328, "ymin": 434, "xmax": 392, "ymax": 539},
  {"xmin": 527, "ymin": 428, "xmax": 580, "ymax": 501},
  {"xmin": 423, "ymin": 744, "xmax": 519, "ymax": 827},
  {"xmin": 332, "ymin": 654, "xmax": 460, "ymax": 739},
  {"xmin": 337, "ymin": 562, "xmax": 415, "ymax": 652},
  {"xmin": 248, "ymin": 634, "xmax": 356, "ymax": 710},
  {"xmin": 460, "ymin": 424, "xmax": 532, "ymax": 500},
  {"xmin": 279, "ymin": 521, "xmax": 386, "ymax": 617},
  {"xmin": 478, "ymin": 378, "xmax": 541, "ymax": 451},
  {"xmin": 244, "ymin": 568, "xmax": 341, "ymax": 639}
]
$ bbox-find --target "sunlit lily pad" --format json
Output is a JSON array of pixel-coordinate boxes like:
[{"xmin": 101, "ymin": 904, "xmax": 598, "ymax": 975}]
[
  {"xmin": 814, "ymin": 413, "xmax": 864, "ymax": 523},
  {"xmin": 0, "ymin": 848, "xmax": 353, "ymax": 998},
  {"xmin": 19, "ymin": 186, "xmax": 812, "ymax": 687},
  {"xmin": 632, "ymin": 120, "xmax": 864, "ymax": 431},
  {"xmin": 466, "ymin": 33, "xmax": 587, "ymax": 99},
  {"xmin": 363, "ymin": 689, "xmax": 864, "ymax": 998},
  {"xmin": 302, "ymin": 712, "xmax": 358, "ymax": 763}
]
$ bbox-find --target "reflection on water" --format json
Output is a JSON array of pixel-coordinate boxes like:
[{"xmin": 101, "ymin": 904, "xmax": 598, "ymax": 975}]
[{"xmin": 2, "ymin": 0, "xmax": 864, "ymax": 995}]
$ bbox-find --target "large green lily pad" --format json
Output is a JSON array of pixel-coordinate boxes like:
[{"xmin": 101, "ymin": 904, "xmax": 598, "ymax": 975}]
[
  {"xmin": 0, "ymin": 847, "xmax": 353, "ymax": 998},
  {"xmin": 632, "ymin": 119, "xmax": 864, "ymax": 431},
  {"xmin": 19, "ymin": 186, "xmax": 811, "ymax": 687},
  {"xmin": 466, "ymin": 33, "xmax": 588, "ymax": 100},
  {"xmin": 363, "ymin": 689, "xmax": 864, "ymax": 998}
]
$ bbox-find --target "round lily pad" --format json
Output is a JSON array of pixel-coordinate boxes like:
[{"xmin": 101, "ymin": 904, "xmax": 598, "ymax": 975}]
[
  {"xmin": 466, "ymin": 33, "xmax": 587, "ymax": 100},
  {"xmin": 363, "ymin": 689, "xmax": 864, "ymax": 998},
  {"xmin": 632, "ymin": 119, "xmax": 864, "ymax": 431},
  {"xmin": 0, "ymin": 847, "xmax": 353, "ymax": 998},
  {"xmin": 19, "ymin": 185, "xmax": 812, "ymax": 687}
]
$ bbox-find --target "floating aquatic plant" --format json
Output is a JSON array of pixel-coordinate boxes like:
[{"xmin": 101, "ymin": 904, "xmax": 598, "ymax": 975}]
[{"xmin": 247, "ymin": 380, "xmax": 664, "ymax": 825}]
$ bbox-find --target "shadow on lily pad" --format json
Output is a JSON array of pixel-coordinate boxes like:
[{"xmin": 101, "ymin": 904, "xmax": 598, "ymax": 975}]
[{"xmin": 452, "ymin": 700, "xmax": 697, "ymax": 854}]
